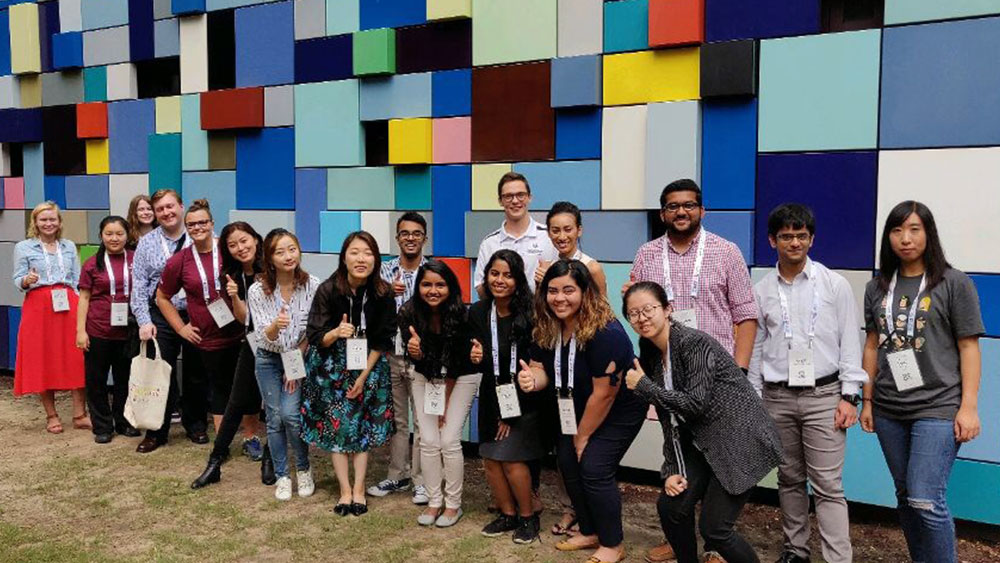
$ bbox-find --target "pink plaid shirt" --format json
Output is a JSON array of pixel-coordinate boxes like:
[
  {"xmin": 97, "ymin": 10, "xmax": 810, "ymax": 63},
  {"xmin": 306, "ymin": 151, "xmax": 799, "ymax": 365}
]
[{"xmin": 629, "ymin": 229, "xmax": 757, "ymax": 354}]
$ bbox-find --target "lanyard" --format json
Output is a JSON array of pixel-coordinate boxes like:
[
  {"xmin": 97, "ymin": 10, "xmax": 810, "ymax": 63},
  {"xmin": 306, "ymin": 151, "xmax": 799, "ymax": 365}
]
[
  {"xmin": 351, "ymin": 291, "xmax": 368, "ymax": 335},
  {"xmin": 158, "ymin": 232, "xmax": 183, "ymax": 261},
  {"xmin": 490, "ymin": 304, "xmax": 518, "ymax": 384},
  {"xmin": 554, "ymin": 331, "xmax": 577, "ymax": 395},
  {"xmin": 42, "ymin": 241, "xmax": 66, "ymax": 283},
  {"xmin": 191, "ymin": 242, "xmax": 220, "ymax": 304},
  {"xmin": 104, "ymin": 252, "xmax": 130, "ymax": 298},
  {"xmin": 661, "ymin": 230, "xmax": 707, "ymax": 302},
  {"xmin": 776, "ymin": 262, "xmax": 819, "ymax": 347},
  {"xmin": 885, "ymin": 273, "xmax": 926, "ymax": 340}
]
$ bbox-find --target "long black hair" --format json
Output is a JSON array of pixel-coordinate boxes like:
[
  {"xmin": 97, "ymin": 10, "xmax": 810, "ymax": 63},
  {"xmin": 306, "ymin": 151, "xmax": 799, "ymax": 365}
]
[
  {"xmin": 877, "ymin": 201, "xmax": 950, "ymax": 292},
  {"xmin": 219, "ymin": 221, "xmax": 264, "ymax": 279},
  {"xmin": 95, "ymin": 215, "xmax": 130, "ymax": 271},
  {"xmin": 399, "ymin": 260, "xmax": 467, "ymax": 367},
  {"xmin": 481, "ymin": 249, "xmax": 534, "ymax": 342},
  {"xmin": 331, "ymin": 230, "xmax": 391, "ymax": 298}
]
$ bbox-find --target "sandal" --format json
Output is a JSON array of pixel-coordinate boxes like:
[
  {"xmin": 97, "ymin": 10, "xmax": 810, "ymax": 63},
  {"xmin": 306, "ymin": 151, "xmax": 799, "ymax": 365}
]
[
  {"xmin": 551, "ymin": 515, "xmax": 578, "ymax": 536},
  {"xmin": 555, "ymin": 536, "xmax": 599, "ymax": 552},
  {"xmin": 586, "ymin": 546, "xmax": 626, "ymax": 563},
  {"xmin": 46, "ymin": 415, "xmax": 64, "ymax": 434},
  {"xmin": 72, "ymin": 414, "xmax": 92, "ymax": 430}
]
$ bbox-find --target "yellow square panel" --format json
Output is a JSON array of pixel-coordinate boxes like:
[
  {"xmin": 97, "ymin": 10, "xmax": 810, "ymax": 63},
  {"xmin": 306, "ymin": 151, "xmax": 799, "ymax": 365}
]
[
  {"xmin": 427, "ymin": 0, "xmax": 472, "ymax": 20},
  {"xmin": 388, "ymin": 118, "xmax": 433, "ymax": 164},
  {"xmin": 10, "ymin": 3, "xmax": 41, "ymax": 75},
  {"xmin": 86, "ymin": 139, "xmax": 110, "ymax": 174},
  {"xmin": 471, "ymin": 163, "xmax": 510, "ymax": 210},
  {"xmin": 155, "ymin": 96, "xmax": 182, "ymax": 133},
  {"xmin": 18, "ymin": 75, "xmax": 41, "ymax": 108},
  {"xmin": 603, "ymin": 48, "xmax": 700, "ymax": 106}
]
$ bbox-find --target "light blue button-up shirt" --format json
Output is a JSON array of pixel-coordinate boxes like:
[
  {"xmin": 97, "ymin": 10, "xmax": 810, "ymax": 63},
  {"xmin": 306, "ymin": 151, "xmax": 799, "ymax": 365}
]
[{"xmin": 12, "ymin": 238, "xmax": 80, "ymax": 292}]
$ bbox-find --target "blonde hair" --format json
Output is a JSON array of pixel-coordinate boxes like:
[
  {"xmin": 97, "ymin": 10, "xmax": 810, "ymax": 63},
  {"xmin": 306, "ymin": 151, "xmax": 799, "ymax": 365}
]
[
  {"xmin": 532, "ymin": 259, "xmax": 615, "ymax": 349},
  {"xmin": 27, "ymin": 201, "xmax": 63, "ymax": 239}
]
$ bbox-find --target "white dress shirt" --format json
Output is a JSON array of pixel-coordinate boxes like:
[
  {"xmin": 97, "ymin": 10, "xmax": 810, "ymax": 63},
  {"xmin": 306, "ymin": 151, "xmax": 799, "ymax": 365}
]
[{"xmin": 749, "ymin": 259, "xmax": 867, "ymax": 396}]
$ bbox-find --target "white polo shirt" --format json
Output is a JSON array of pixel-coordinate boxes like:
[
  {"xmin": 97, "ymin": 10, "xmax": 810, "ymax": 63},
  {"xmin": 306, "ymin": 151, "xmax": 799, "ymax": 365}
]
[{"xmin": 474, "ymin": 218, "xmax": 558, "ymax": 291}]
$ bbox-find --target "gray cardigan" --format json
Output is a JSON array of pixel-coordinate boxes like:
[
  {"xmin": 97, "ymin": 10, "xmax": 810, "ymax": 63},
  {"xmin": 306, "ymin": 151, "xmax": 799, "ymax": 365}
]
[{"xmin": 634, "ymin": 323, "xmax": 782, "ymax": 496}]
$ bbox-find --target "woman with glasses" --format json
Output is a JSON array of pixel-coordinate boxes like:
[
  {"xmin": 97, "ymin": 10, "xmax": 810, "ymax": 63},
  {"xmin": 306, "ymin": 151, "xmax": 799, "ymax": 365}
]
[
  {"xmin": 859, "ymin": 201, "xmax": 983, "ymax": 563},
  {"xmin": 156, "ymin": 200, "xmax": 244, "ymax": 437},
  {"xmin": 517, "ymin": 259, "xmax": 645, "ymax": 563},
  {"xmin": 535, "ymin": 201, "xmax": 607, "ymax": 296},
  {"xmin": 622, "ymin": 281, "xmax": 781, "ymax": 563}
]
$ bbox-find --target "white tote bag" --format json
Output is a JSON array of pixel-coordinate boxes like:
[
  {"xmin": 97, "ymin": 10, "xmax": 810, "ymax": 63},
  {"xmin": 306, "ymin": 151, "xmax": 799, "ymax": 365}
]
[{"xmin": 124, "ymin": 340, "xmax": 172, "ymax": 430}]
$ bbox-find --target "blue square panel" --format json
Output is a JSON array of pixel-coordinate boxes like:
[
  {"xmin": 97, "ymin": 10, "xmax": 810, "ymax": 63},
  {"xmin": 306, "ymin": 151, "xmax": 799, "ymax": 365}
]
[
  {"xmin": 320, "ymin": 211, "xmax": 361, "ymax": 253},
  {"xmin": 957, "ymin": 338, "xmax": 1000, "ymax": 464},
  {"xmin": 756, "ymin": 151, "xmax": 878, "ymax": 270},
  {"xmin": 706, "ymin": 0, "xmax": 819, "ymax": 42},
  {"xmin": 236, "ymin": 127, "xmax": 295, "ymax": 210},
  {"xmin": 970, "ymin": 275, "xmax": 1000, "ymax": 338},
  {"xmin": 52, "ymin": 32, "xmax": 84, "ymax": 70},
  {"xmin": 360, "ymin": 73, "xmax": 433, "ymax": 121},
  {"xmin": 432, "ymin": 69, "xmax": 471, "ymax": 117},
  {"xmin": 556, "ymin": 108, "xmax": 601, "ymax": 160},
  {"xmin": 295, "ymin": 168, "xmax": 326, "ymax": 253},
  {"xmin": 513, "ymin": 160, "xmax": 600, "ymax": 210},
  {"xmin": 550, "ymin": 55, "xmax": 601, "ymax": 108},
  {"xmin": 881, "ymin": 17, "xmax": 1000, "ymax": 149},
  {"xmin": 702, "ymin": 99, "xmax": 756, "ymax": 210},
  {"xmin": 0, "ymin": 10, "xmax": 11, "ymax": 76},
  {"xmin": 172, "ymin": 0, "xmax": 205, "ymax": 15},
  {"xmin": 360, "ymin": 0, "xmax": 425, "ymax": 30},
  {"xmin": 431, "ymin": 164, "xmax": 470, "ymax": 257},
  {"xmin": 65, "ymin": 175, "xmax": 110, "ymax": 209},
  {"xmin": 703, "ymin": 211, "xmax": 753, "ymax": 265},
  {"xmin": 183, "ymin": 171, "xmax": 236, "ymax": 230},
  {"xmin": 236, "ymin": 1, "xmax": 295, "ymax": 87},
  {"xmin": 578, "ymin": 211, "xmax": 649, "ymax": 263},
  {"xmin": 108, "ymin": 99, "xmax": 155, "ymax": 173},
  {"xmin": 44, "ymin": 176, "xmax": 67, "ymax": 209}
]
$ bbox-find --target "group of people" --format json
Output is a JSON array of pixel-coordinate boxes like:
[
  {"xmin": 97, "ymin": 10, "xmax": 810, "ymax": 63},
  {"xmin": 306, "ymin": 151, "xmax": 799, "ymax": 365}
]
[{"xmin": 9, "ymin": 173, "xmax": 984, "ymax": 563}]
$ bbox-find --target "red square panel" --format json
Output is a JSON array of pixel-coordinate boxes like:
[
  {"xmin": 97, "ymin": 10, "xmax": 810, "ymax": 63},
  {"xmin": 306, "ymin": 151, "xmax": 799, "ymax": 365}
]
[
  {"xmin": 76, "ymin": 102, "xmax": 108, "ymax": 139},
  {"xmin": 649, "ymin": 0, "xmax": 704, "ymax": 47},
  {"xmin": 439, "ymin": 257, "xmax": 472, "ymax": 303},
  {"xmin": 200, "ymin": 87, "xmax": 265, "ymax": 130}
]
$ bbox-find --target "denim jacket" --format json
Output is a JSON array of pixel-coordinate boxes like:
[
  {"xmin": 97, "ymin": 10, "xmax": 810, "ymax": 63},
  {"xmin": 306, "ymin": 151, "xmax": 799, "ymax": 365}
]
[{"xmin": 12, "ymin": 238, "xmax": 80, "ymax": 292}]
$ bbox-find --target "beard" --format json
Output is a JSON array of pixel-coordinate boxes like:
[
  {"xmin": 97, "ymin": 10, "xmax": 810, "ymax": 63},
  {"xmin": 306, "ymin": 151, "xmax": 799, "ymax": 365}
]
[{"xmin": 665, "ymin": 214, "xmax": 702, "ymax": 237}]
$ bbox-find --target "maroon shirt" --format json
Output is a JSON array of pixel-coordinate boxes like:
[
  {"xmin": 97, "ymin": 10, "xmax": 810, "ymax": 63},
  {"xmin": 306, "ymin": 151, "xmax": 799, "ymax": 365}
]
[
  {"xmin": 79, "ymin": 250, "xmax": 134, "ymax": 341},
  {"xmin": 159, "ymin": 244, "xmax": 242, "ymax": 351}
]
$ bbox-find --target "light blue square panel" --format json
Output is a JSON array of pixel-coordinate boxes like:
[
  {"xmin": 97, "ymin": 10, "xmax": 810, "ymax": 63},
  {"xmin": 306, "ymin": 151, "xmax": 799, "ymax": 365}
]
[
  {"xmin": 183, "ymin": 171, "xmax": 236, "ymax": 229},
  {"xmin": 320, "ymin": 211, "xmax": 362, "ymax": 253},
  {"xmin": 327, "ymin": 166, "xmax": 394, "ymax": 209},
  {"xmin": 360, "ymin": 73, "xmax": 433, "ymax": 121},
  {"xmin": 512, "ymin": 160, "xmax": 601, "ymax": 210},
  {"xmin": 295, "ymin": 79, "xmax": 364, "ymax": 167},
  {"xmin": 550, "ymin": 55, "xmax": 601, "ymax": 108},
  {"xmin": 885, "ymin": 0, "xmax": 1000, "ymax": 25}
]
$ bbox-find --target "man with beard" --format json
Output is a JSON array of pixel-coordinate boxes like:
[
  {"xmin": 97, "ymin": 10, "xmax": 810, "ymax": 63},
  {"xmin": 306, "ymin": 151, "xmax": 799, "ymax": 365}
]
[
  {"xmin": 368, "ymin": 212, "xmax": 430, "ymax": 505},
  {"xmin": 625, "ymin": 178, "xmax": 757, "ymax": 563}
]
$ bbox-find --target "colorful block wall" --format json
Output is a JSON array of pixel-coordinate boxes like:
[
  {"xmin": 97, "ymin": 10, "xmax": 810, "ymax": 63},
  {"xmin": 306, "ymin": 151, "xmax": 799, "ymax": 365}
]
[{"xmin": 0, "ymin": 0, "xmax": 999, "ymax": 524}]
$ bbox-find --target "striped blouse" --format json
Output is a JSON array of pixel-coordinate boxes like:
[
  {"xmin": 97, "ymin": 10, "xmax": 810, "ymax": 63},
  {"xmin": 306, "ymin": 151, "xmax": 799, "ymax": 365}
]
[{"xmin": 247, "ymin": 275, "xmax": 320, "ymax": 353}]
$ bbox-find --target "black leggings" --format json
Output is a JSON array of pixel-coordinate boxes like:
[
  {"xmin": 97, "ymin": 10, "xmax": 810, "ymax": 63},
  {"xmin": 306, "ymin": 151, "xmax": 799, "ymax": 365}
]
[
  {"xmin": 210, "ymin": 340, "xmax": 263, "ymax": 458},
  {"xmin": 657, "ymin": 437, "xmax": 758, "ymax": 563},
  {"xmin": 84, "ymin": 336, "xmax": 131, "ymax": 435}
]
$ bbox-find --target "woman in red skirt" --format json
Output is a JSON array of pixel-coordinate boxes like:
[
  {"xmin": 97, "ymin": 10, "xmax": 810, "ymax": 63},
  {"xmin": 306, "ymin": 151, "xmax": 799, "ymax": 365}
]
[{"xmin": 12, "ymin": 201, "xmax": 89, "ymax": 433}]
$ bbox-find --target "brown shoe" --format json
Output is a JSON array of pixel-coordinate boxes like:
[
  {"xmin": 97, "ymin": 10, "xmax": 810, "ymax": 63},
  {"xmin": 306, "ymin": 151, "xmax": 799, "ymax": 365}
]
[
  {"xmin": 703, "ymin": 552, "xmax": 727, "ymax": 563},
  {"xmin": 136, "ymin": 436, "xmax": 166, "ymax": 453},
  {"xmin": 645, "ymin": 542, "xmax": 676, "ymax": 563}
]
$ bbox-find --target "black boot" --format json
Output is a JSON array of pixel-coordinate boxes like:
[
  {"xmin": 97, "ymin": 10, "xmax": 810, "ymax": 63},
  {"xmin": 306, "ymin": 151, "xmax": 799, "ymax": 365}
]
[
  {"xmin": 260, "ymin": 444, "xmax": 276, "ymax": 486},
  {"xmin": 191, "ymin": 455, "xmax": 223, "ymax": 489}
]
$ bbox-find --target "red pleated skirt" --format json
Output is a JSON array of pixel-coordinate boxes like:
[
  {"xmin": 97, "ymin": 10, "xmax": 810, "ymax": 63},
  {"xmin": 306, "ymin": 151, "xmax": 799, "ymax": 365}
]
[{"xmin": 13, "ymin": 285, "xmax": 85, "ymax": 396}]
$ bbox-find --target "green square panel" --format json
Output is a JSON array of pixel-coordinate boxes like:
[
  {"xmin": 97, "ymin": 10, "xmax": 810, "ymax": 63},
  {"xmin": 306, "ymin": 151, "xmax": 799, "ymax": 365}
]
[
  {"xmin": 83, "ymin": 67, "xmax": 107, "ymax": 102},
  {"xmin": 327, "ymin": 166, "xmax": 394, "ymax": 209},
  {"xmin": 758, "ymin": 29, "xmax": 881, "ymax": 152},
  {"xmin": 353, "ymin": 28, "xmax": 396, "ymax": 75},
  {"xmin": 472, "ymin": 0, "xmax": 557, "ymax": 66}
]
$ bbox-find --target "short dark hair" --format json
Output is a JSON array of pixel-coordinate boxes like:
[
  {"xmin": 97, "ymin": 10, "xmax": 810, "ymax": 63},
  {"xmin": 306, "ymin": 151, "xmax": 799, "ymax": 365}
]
[
  {"xmin": 497, "ymin": 171, "xmax": 531, "ymax": 197},
  {"xmin": 767, "ymin": 203, "xmax": 816, "ymax": 237},
  {"xmin": 546, "ymin": 201, "xmax": 582, "ymax": 228},
  {"xmin": 659, "ymin": 178, "xmax": 702, "ymax": 209},
  {"xmin": 395, "ymin": 211, "xmax": 427, "ymax": 233}
]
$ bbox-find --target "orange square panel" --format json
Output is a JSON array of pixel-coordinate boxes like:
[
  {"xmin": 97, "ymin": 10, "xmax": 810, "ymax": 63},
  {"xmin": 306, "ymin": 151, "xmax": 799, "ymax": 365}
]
[
  {"xmin": 439, "ymin": 257, "xmax": 472, "ymax": 303},
  {"xmin": 200, "ymin": 87, "xmax": 265, "ymax": 130},
  {"xmin": 76, "ymin": 102, "xmax": 108, "ymax": 139},
  {"xmin": 649, "ymin": 0, "xmax": 704, "ymax": 47}
]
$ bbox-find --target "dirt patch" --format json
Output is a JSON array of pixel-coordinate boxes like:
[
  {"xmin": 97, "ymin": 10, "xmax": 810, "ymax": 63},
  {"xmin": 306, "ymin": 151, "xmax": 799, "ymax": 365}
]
[{"xmin": 1, "ymin": 376, "xmax": 998, "ymax": 562}]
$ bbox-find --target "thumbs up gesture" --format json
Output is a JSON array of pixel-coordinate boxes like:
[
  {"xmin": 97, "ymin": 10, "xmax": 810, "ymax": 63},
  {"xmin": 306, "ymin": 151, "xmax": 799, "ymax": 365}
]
[
  {"xmin": 23, "ymin": 267, "xmax": 39, "ymax": 288},
  {"xmin": 225, "ymin": 274, "xmax": 239, "ymax": 299},
  {"xmin": 407, "ymin": 325, "xmax": 423, "ymax": 360},
  {"xmin": 625, "ymin": 358, "xmax": 645, "ymax": 390},
  {"xmin": 336, "ymin": 313, "xmax": 355, "ymax": 339},
  {"xmin": 517, "ymin": 359, "xmax": 536, "ymax": 393},
  {"xmin": 470, "ymin": 338, "xmax": 483, "ymax": 364},
  {"xmin": 275, "ymin": 304, "xmax": 291, "ymax": 330}
]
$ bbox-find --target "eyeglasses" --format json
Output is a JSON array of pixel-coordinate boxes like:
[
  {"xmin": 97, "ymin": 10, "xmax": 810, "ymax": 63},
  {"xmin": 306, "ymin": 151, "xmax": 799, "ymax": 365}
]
[
  {"xmin": 776, "ymin": 233, "xmax": 811, "ymax": 243},
  {"xmin": 626, "ymin": 303, "xmax": 663, "ymax": 323},
  {"xmin": 397, "ymin": 230, "xmax": 425, "ymax": 240},
  {"xmin": 662, "ymin": 202, "xmax": 700, "ymax": 213},
  {"xmin": 500, "ymin": 192, "xmax": 530, "ymax": 203},
  {"xmin": 185, "ymin": 219, "xmax": 212, "ymax": 230}
]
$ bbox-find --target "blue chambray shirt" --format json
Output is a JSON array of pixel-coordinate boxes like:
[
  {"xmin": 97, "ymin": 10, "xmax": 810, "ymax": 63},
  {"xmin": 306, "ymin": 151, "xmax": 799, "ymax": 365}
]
[{"xmin": 12, "ymin": 238, "xmax": 80, "ymax": 292}]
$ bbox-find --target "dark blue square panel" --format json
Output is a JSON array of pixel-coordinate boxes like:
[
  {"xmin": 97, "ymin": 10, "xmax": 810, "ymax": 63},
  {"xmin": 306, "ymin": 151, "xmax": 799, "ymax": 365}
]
[
  {"xmin": 295, "ymin": 168, "xmax": 326, "ymax": 253},
  {"xmin": 44, "ymin": 175, "xmax": 66, "ymax": 209},
  {"xmin": 236, "ymin": 127, "xmax": 295, "ymax": 210},
  {"xmin": 881, "ymin": 17, "xmax": 1000, "ymax": 149},
  {"xmin": 360, "ymin": 0, "xmax": 426, "ymax": 30},
  {"xmin": 556, "ymin": 107, "xmax": 601, "ymax": 160},
  {"xmin": 52, "ymin": 32, "xmax": 83, "ymax": 70},
  {"xmin": 755, "ymin": 151, "xmax": 877, "ymax": 269},
  {"xmin": 970, "ymin": 274, "xmax": 1000, "ymax": 337},
  {"xmin": 432, "ymin": 68, "xmax": 471, "ymax": 118},
  {"xmin": 294, "ymin": 35, "xmax": 353, "ymax": 84},
  {"xmin": 431, "ymin": 164, "xmax": 471, "ymax": 257},
  {"xmin": 705, "ymin": 0, "xmax": 819, "ymax": 42},
  {"xmin": 702, "ymin": 99, "xmax": 756, "ymax": 210}
]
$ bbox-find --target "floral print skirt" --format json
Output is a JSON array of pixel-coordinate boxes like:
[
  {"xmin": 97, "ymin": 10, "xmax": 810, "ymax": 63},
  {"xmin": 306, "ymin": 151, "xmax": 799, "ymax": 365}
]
[{"xmin": 300, "ymin": 340, "xmax": 394, "ymax": 453}]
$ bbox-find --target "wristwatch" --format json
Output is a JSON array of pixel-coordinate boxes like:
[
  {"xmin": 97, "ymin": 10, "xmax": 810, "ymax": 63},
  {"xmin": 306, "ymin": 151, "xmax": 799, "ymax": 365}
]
[{"xmin": 842, "ymin": 394, "xmax": 861, "ymax": 406}]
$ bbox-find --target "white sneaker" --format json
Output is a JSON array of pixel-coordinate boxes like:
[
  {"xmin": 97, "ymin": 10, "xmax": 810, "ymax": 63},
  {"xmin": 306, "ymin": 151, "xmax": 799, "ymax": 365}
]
[
  {"xmin": 412, "ymin": 484, "xmax": 428, "ymax": 505},
  {"xmin": 297, "ymin": 469, "xmax": 315, "ymax": 498},
  {"xmin": 275, "ymin": 476, "xmax": 292, "ymax": 501}
]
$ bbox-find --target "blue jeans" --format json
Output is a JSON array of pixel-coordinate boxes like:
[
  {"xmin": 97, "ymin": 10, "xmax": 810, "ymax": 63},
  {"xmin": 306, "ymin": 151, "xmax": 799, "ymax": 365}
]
[
  {"xmin": 255, "ymin": 350, "xmax": 310, "ymax": 478},
  {"xmin": 874, "ymin": 416, "xmax": 960, "ymax": 563}
]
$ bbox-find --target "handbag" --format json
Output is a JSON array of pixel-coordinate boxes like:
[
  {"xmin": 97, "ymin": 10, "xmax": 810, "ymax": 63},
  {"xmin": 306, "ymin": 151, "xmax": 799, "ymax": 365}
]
[{"xmin": 123, "ymin": 339, "xmax": 172, "ymax": 430}]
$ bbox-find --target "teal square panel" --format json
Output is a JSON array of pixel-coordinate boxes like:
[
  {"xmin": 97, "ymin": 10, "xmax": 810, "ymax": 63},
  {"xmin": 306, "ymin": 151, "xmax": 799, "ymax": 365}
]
[
  {"xmin": 83, "ymin": 66, "xmax": 107, "ymax": 102},
  {"xmin": 320, "ymin": 211, "xmax": 362, "ymax": 253},
  {"xmin": 395, "ymin": 166, "xmax": 432, "ymax": 210},
  {"xmin": 603, "ymin": 0, "xmax": 648, "ymax": 54},
  {"xmin": 148, "ymin": 133, "xmax": 182, "ymax": 191},
  {"xmin": 327, "ymin": 166, "xmax": 394, "ymax": 209},
  {"xmin": 295, "ymin": 79, "xmax": 365, "ymax": 167},
  {"xmin": 758, "ymin": 29, "xmax": 881, "ymax": 152},
  {"xmin": 181, "ymin": 94, "xmax": 208, "ymax": 171}
]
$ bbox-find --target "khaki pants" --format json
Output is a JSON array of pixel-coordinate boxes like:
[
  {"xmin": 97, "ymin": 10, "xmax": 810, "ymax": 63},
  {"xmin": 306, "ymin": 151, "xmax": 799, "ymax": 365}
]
[
  {"xmin": 412, "ymin": 372, "xmax": 482, "ymax": 509},
  {"xmin": 385, "ymin": 354, "xmax": 422, "ymax": 486},
  {"xmin": 764, "ymin": 381, "xmax": 853, "ymax": 563}
]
